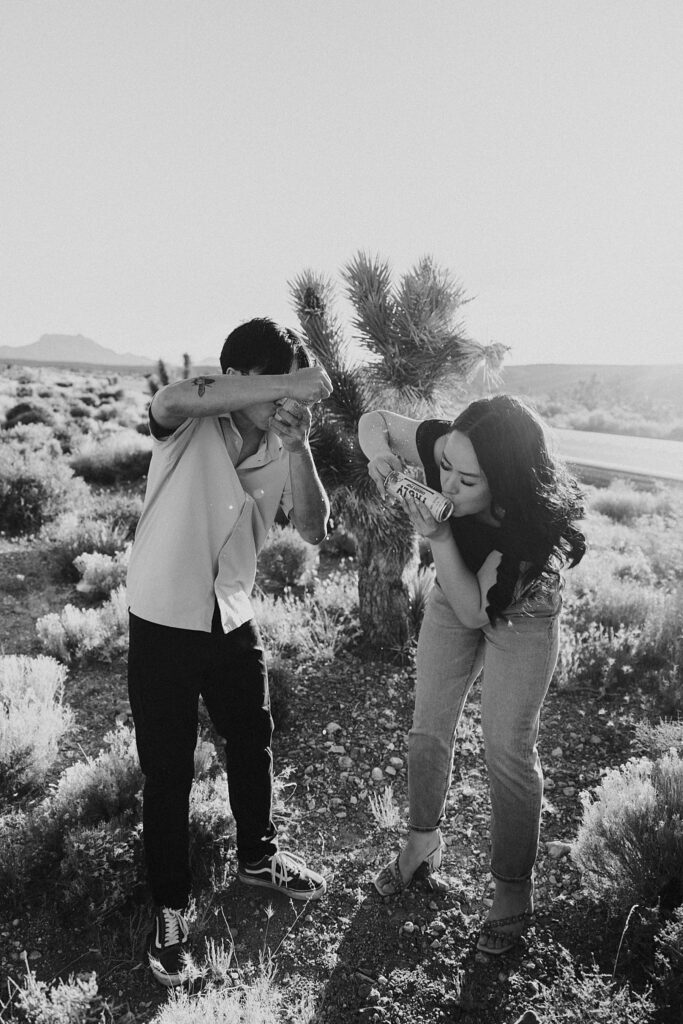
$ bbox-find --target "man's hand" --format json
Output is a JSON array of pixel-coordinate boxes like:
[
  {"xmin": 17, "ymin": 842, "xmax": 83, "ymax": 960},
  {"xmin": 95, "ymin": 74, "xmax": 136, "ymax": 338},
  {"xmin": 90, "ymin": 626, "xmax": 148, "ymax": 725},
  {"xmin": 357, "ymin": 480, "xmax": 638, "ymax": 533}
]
[
  {"xmin": 270, "ymin": 400, "xmax": 312, "ymax": 453},
  {"xmin": 288, "ymin": 366, "xmax": 333, "ymax": 404}
]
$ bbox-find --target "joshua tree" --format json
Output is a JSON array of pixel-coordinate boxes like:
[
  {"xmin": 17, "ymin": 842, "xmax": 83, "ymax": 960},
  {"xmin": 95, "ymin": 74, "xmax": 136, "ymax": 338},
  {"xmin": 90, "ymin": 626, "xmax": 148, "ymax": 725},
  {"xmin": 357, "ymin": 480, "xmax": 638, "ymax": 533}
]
[
  {"xmin": 146, "ymin": 358, "xmax": 171, "ymax": 397},
  {"xmin": 289, "ymin": 251, "xmax": 507, "ymax": 652}
]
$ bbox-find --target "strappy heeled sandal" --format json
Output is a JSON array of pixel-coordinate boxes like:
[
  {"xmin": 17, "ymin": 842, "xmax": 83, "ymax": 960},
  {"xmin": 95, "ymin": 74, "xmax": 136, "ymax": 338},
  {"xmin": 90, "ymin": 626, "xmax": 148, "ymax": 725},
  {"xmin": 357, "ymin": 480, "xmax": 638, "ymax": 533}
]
[
  {"xmin": 372, "ymin": 832, "xmax": 445, "ymax": 897},
  {"xmin": 476, "ymin": 908, "xmax": 534, "ymax": 956}
]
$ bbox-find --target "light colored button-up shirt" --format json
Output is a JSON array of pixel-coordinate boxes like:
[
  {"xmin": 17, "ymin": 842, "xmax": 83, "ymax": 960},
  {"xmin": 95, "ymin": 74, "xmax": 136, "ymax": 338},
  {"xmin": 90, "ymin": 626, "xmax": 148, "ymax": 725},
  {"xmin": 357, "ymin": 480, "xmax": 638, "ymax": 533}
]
[{"xmin": 126, "ymin": 413, "xmax": 293, "ymax": 632}]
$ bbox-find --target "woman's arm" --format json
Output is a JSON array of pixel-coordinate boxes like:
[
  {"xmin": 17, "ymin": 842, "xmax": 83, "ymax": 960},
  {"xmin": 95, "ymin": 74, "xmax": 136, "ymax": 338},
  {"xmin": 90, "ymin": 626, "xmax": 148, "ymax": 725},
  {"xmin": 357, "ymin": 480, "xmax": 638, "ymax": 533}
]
[
  {"xmin": 357, "ymin": 410, "xmax": 423, "ymax": 494},
  {"xmin": 403, "ymin": 497, "xmax": 502, "ymax": 628},
  {"xmin": 152, "ymin": 366, "xmax": 332, "ymax": 430}
]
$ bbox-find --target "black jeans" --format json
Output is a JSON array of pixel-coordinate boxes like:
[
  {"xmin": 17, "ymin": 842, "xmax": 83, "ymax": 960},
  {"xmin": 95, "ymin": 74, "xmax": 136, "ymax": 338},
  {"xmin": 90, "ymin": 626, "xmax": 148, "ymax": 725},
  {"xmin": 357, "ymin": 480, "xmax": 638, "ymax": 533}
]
[{"xmin": 127, "ymin": 608, "xmax": 277, "ymax": 909}]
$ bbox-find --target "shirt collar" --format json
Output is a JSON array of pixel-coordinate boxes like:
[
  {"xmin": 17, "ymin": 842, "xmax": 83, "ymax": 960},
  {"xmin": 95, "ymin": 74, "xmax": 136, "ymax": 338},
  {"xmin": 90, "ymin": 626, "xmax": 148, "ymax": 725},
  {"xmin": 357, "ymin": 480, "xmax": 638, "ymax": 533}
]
[{"xmin": 221, "ymin": 413, "xmax": 284, "ymax": 465}]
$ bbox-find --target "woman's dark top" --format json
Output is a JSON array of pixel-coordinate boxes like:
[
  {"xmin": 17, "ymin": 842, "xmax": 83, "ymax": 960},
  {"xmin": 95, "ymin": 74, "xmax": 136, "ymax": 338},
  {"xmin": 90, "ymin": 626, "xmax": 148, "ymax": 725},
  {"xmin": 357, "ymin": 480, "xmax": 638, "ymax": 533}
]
[{"xmin": 416, "ymin": 418, "xmax": 520, "ymax": 613}]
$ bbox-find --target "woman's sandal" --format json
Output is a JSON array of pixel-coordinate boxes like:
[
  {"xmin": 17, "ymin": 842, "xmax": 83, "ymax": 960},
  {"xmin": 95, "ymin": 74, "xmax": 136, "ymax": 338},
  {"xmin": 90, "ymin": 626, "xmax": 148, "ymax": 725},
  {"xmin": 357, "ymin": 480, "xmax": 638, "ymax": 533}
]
[
  {"xmin": 476, "ymin": 908, "xmax": 534, "ymax": 956},
  {"xmin": 373, "ymin": 833, "xmax": 445, "ymax": 897}
]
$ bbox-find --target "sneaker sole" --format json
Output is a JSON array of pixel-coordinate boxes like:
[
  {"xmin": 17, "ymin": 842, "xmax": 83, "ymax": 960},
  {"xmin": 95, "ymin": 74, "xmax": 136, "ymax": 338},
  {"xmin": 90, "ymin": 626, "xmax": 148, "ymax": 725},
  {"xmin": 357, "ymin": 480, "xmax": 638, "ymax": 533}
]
[
  {"xmin": 237, "ymin": 872, "xmax": 326, "ymax": 901},
  {"xmin": 148, "ymin": 956, "xmax": 190, "ymax": 989}
]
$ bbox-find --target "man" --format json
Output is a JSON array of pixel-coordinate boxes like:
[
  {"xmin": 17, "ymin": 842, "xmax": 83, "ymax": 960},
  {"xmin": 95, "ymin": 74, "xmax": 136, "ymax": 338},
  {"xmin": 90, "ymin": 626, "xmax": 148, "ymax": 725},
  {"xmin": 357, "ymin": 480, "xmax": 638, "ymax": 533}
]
[{"xmin": 126, "ymin": 318, "xmax": 333, "ymax": 987}]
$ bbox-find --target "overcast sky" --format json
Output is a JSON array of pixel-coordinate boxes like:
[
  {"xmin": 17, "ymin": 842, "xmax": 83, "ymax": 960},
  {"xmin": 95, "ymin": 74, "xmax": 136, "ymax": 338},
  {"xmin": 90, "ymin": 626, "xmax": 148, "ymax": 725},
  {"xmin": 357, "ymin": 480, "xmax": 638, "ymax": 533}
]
[{"xmin": 1, "ymin": 0, "xmax": 681, "ymax": 366}]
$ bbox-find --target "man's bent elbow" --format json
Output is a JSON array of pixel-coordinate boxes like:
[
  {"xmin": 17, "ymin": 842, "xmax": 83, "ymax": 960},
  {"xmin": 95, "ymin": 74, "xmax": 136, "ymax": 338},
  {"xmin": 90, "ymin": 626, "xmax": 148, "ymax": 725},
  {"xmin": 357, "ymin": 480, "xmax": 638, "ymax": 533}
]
[
  {"xmin": 292, "ymin": 512, "xmax": 328, "ymax": 546},
  {"xmin": 153, "ymin": 384, "xmax": 187, "ymax": 424},
  {"xmin": 300, "ymin": 523, "xmax": 328, "ymax": 546}
]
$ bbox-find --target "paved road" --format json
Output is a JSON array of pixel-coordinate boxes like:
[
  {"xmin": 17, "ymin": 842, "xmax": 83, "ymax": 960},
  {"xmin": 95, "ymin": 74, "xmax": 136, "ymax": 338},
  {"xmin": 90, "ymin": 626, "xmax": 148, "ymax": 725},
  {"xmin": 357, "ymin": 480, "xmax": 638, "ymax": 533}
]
[{"xmin": 554, "ymin": 428, "xmax": 683, "ymax": 484}]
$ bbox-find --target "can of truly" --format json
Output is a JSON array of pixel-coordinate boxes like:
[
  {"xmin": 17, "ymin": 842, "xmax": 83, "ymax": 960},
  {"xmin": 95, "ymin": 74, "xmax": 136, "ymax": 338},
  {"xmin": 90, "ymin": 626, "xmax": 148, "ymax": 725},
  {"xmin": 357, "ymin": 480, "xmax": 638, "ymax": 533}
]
[{"xmin": 384, "ymin": 472, "xmax": 454, "ymax": 523}]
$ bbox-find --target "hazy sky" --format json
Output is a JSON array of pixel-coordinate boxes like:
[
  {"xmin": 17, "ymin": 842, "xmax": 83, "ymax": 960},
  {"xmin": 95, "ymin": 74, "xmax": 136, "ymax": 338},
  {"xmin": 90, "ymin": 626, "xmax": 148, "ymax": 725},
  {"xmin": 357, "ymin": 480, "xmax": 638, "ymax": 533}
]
[{"xmin": 2, "ymin": 0, "xmax": 681, "ymax": 366}]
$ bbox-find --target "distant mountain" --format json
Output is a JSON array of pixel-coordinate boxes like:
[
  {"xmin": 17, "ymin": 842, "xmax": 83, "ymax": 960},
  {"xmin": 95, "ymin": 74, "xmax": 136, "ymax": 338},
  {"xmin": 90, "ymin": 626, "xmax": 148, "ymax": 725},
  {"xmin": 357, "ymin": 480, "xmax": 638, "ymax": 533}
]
[
  {"xmin": 494, "ymin": 363, "xmax": 683, "ymax": 406},
  {"xmin": 0, "ymin": 334, "xmax": 155, "ymax": 366}
]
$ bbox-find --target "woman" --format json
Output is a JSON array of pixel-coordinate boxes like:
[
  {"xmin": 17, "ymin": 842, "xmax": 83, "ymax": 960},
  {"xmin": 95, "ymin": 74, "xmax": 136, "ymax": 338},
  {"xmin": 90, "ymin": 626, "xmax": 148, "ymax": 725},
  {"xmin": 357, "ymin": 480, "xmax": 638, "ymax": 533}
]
[{"xmin": 357, "ymin": 395, "xmax": 586, "ymax": 955}]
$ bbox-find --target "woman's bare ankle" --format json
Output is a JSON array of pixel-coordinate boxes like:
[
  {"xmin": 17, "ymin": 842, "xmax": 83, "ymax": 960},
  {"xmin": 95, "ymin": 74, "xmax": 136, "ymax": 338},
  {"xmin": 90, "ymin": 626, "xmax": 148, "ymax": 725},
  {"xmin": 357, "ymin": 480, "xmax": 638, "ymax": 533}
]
[{"xmin": 399, "ymin": 829, "xmax": 440, "ymax": 877}]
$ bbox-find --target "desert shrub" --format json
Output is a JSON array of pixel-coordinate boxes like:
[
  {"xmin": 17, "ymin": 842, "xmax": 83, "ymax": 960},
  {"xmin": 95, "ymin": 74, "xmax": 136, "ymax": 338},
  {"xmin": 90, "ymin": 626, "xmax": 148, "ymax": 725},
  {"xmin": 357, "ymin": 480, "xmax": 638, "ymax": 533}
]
[
  {"xmin": 568, "ymin": 407, "xmax": 683, "ymax": 442},
  {"xmin": 0, "ymin": 441, "xmax": 88, "ymax": 534},
  {"xmin": 69, "ymin": 401, "xmax": 92, "ymax": 419},
  {"xmin": 368, "ymin": 785, "xmax": 401, "ymax": 829},
  {"xmin": 573, "ymin": 750, "xmax": 683, "ymax": 915},
  {"xmin": 634, "ymin": 719, "xmax": 683, "ymax": 758},
  {"xmin": 655, "ymin": 662, "xmax": 683, "ymax": 717},
  {"xmin": 252, "ymin": 588, "xmax": 349, "ymax": 664},
  {"xmin": 74, "ymin": 392, "xmax": 98, "ymax": 407},
  {"xmin": 255, "ymin": 524, "xmax": 319, "ymax": 590},
  {"xmin": 70, "ymin": 429, "xmax": 152, "ymax": 483},
  {"xmin": 48, "ymin": 725, "xmax": 142, "ymax": 831},
  {"xmin": 36, "ymin": 584, "xmax": 128, "ymax": 663},
  {"xmin": 57, "ymin": 820, "xmax": 144, "ymax": 919},
  {"xmin": 97, "ymin": 490, "xmax": 143, "ymax": 536},
  {"xmin": 639, "ymin": 588, "xmax": 683, "ymax": 661},
  {"xmin": 53, "ymin": 741, "xmax": 232, "ymax": 909},
  {"xmin": 41, "ymin": 511, "xmax": 131, "ymax": 581},
  {"xmin": 0, "ymin": 655, "xmax": 73, "ymax": 798},
  {"xmin": 0, "ymin": 422, "xmax": 60, "ymax": 456},
  {"xmin": 3, "ymin": 401, "xmax": 53, "ymax": 429},
  {"xmin": 149, "ymin": 945, "xmax": 284, "ymax": 1024},
  {"xmin": 555, "ymin": 622, "xmax": 642, "ymax": 691},
  {"xmin": 0, "ymin": 731, "xmax": 219, "ymax": 909},
  {"xmin": 74, "ymin": 546, "xmax": 131, "ymax": 600},
  {"xmin": 517, "ymin": 943, "xmax": 655, "ymax": 1022},
  {"xmin": 565, "ymin": 572, "xmax": 663, "ymax": 637},
  {"xmin": 188, "ymin": 774, "xmax": 235, "ymax": 880},
  {"xmin": 589, "ymin": 480, "xmax": 674, "ymax": 525},
  {"xmin": 48, "ymin": 727, "xmax": 216, "ymax": 836},
  {"xmin": 257, "ymin": 567, "xmax": 360, "ymax": 720},
  {"xmin": 652, "ymin": 905, "xmax": 683, "ymax": 1016},
  {"xmin": 0, "ymin": 810, "xmax": 33, "ymax": 904},
  {"xmin": 9, "ymin": 965, "xmax": 113, "ymax": 1024},
  {"xmin": 313, "ymin": 569, "xmax": 358, "ymax": 620}
]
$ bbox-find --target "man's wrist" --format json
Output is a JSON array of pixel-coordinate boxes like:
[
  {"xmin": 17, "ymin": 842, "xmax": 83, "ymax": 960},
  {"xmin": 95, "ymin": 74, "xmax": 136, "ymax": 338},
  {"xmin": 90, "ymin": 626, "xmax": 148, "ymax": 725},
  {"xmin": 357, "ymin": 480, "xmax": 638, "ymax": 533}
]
[{"xmin": 285, "ymin": 441, "xmax": 311, "ymax": 455}]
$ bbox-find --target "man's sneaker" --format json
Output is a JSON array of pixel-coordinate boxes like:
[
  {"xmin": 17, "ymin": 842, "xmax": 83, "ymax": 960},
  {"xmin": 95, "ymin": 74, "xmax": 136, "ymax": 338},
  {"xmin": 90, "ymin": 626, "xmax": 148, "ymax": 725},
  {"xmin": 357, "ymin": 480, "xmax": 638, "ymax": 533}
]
[
  {"xmin": 238, "ymin": 851, "xmax": 326, "ymax": 901},
  {"xmin": 146, "ymin": 906, "xmax": 190, "ymax": 988}
]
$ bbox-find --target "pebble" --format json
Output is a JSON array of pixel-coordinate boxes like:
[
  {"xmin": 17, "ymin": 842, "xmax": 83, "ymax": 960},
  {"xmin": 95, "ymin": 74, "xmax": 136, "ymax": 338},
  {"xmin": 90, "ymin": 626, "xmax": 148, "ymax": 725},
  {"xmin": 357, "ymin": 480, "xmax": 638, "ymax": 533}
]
[
  {"xmin": 562, "ymin": 786, "xmax": 576, "ymax": 797},
  {"xmin": 339, "ymin": 756, "xmax": 353, "ymax": 769},
  {"xmin": 546, "ymin": 840, "xmax": 572, "ymax": 859},
  {"xmin": 551, "ymin": 746, "xmax": 563, "ymax": 757},
  {"xmin": 326, "ymin": 722, "xmax": 341, "ymax": 734},
  {"xmin": 330, "ymin": 744, "xmax": 346, "ymax": 754},
  {"xmin": 371, "ymin": 768, "xmax": 384, "ymax": 781},
  {"xmin": 385, "ymin": 766, "xmax": 396, "ymax": 777},
  {"xmin": 389, "ymin": 756, "xmax": 404, "ymax": 768}
]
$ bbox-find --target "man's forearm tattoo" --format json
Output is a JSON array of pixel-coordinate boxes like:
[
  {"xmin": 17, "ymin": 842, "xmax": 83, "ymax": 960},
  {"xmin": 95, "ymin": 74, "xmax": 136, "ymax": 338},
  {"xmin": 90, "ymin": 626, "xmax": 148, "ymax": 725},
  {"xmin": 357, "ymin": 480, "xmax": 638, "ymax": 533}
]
[{"xmin": 192, "ymin": 377, "xmax": 215, "ymax": 398}]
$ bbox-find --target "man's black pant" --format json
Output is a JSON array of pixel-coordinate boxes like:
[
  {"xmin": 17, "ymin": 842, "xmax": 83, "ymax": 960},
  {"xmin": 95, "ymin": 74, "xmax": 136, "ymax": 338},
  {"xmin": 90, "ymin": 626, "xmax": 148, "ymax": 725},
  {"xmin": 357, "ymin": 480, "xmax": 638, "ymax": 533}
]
[{"xmin": 127, "ymin": 609, "xmax": 277, "ymax": 909}]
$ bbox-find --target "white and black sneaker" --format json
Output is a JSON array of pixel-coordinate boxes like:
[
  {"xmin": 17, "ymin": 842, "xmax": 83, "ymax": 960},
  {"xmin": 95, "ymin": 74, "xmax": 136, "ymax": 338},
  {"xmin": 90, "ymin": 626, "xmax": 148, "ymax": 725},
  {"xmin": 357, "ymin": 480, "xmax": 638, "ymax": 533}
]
[
  {"xmin": 238, "ymin": 851, "xmax": 326, "ymax": 901},
  {"xmin": 146, "ymin": 906, "xmax": 190, "ymax": 988}
]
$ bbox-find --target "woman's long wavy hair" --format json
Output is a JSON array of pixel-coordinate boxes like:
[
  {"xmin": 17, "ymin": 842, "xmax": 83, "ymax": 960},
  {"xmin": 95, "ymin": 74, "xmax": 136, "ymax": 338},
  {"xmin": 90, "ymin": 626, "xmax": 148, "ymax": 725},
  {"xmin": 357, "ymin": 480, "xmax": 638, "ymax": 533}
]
[{"xmin": 451, "ymin": 394, "xmax": 586, "ymax": 622}]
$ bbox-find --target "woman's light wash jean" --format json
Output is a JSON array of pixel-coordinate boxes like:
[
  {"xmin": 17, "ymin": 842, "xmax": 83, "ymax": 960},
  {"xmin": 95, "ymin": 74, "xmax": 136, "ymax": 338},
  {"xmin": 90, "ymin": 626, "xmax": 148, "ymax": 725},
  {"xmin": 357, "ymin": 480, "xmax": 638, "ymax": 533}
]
[{"xmin": 410, "ymin": 580, "xmax": 561, "ymax": 883}]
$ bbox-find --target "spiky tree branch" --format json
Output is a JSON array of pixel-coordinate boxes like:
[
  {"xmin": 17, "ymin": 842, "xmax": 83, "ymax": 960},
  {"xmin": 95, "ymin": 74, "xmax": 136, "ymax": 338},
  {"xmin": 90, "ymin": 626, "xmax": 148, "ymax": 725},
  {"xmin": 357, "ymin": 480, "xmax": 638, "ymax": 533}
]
[{"xmin": 288, "ymin": 251, "xmax": 508, "ymax": 651}]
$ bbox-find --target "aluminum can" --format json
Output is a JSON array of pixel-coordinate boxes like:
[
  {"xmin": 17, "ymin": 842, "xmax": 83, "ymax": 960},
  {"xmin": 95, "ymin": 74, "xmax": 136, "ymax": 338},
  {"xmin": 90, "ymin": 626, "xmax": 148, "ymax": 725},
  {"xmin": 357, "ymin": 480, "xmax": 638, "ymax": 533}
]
[{"xmin": 384, "ymin": 472, "xmax": 454, "ymax": 523}]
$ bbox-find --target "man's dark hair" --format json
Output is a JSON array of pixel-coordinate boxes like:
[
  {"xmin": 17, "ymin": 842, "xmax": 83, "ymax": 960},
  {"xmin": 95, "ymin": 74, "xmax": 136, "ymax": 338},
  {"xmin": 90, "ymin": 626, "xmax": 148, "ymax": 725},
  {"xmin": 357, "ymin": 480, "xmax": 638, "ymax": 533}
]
[{"xmin": 220, "ymin": 318, "xmax": 311, "ymax": 375}]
